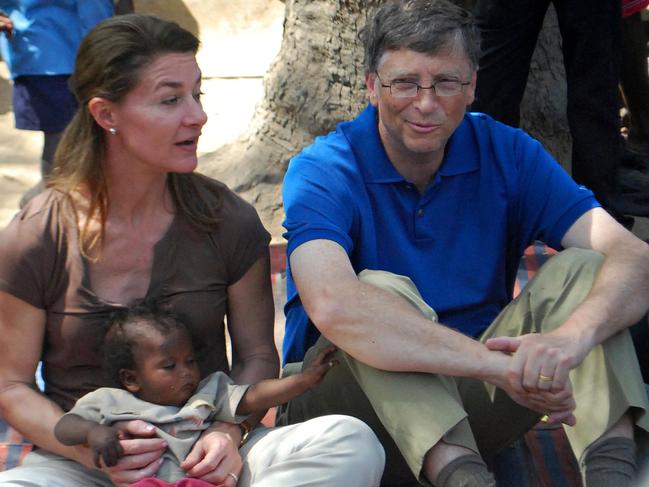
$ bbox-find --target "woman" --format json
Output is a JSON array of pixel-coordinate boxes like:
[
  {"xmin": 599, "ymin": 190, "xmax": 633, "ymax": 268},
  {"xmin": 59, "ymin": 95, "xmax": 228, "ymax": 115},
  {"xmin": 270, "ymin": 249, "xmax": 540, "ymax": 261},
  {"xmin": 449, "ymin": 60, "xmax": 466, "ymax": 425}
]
[{"xmin": 0, "ymin": 14, "xmax": 384, "ymax": 487}]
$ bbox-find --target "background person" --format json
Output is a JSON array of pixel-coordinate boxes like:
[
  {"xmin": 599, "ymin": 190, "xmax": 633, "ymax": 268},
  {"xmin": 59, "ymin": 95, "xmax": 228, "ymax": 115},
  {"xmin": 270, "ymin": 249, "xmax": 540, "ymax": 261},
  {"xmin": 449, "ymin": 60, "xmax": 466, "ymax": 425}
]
[
  {"xmin": 0, "ymin": 14, "xmax": 384, "ymax": 487},
  {"xmin": 471, "ymin": 0, "xmax": 641, "ymax": 223},
  {"xmin": 0, "ymin": 0, "xmax": 133, "ymax": 205},
  {"xmin": 277, "ymin": 1, "xmax": 649, "ymax": 486},
  {"xmin": 620, "ymin": 0, "xmax": 649, "ymax": 156}
]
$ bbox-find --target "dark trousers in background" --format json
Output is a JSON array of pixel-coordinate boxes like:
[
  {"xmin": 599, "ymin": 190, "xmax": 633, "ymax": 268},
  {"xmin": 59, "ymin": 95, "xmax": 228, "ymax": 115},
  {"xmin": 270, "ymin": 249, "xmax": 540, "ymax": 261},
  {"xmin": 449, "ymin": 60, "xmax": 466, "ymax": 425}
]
[{"xmin": 472, "ymin": 0, "xmax": 623, "ymax": 213}]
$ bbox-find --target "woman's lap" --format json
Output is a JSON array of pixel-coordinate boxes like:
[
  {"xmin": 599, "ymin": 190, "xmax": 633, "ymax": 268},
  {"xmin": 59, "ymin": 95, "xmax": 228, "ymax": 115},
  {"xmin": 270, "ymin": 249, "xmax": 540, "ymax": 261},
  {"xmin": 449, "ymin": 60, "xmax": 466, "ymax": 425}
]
[
  {"xmin": 0, "ymin": 416, "xmax": 384, "ymax": 487},
  {"xmin": 0, "ymin": 448, "xmax": 113, "ymax": 486}
]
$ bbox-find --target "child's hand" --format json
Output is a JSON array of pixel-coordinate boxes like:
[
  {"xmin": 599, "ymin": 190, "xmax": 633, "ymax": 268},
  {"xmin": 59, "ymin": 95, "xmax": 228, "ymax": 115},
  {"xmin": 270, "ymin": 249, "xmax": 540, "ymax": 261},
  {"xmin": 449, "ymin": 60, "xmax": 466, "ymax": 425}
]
[
  {"xmin": 301, "ymin": 346, "xmax": 338, "ymax": 387},
  {"xmin": 87, "ymin": 424, "xmax": 124, "ymax": 468}
]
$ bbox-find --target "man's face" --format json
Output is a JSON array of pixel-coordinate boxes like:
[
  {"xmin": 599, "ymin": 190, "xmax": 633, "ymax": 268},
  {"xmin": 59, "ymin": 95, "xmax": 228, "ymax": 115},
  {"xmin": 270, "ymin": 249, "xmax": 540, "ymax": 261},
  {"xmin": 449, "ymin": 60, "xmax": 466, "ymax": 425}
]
[{"xmin": 366, "ymin": 47, "xmax": 476, "ymax": 168}]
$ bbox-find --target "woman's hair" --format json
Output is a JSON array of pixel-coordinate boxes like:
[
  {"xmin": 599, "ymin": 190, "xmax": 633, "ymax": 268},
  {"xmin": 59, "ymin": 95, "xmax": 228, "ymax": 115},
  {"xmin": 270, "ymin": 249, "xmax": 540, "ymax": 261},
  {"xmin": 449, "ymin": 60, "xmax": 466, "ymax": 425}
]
[
  {"xmin": 50, "ymin": 14, "xmax": 222, "ymax": 257},
  {"xmin": 102, "ymin": 300, "xmax": 190, "ymax": 388},
  {"xmin": 360, "ymin": 0, "xmax": 480, "ymax": 74}
]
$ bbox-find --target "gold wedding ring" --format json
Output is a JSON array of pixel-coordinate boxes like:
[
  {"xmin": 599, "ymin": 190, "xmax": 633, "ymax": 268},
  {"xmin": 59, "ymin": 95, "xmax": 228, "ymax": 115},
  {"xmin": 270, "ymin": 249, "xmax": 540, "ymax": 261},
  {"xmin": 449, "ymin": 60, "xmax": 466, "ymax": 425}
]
[{"xmin": 538, "ymin": 374, "xmax": 554, "ymax": 382}]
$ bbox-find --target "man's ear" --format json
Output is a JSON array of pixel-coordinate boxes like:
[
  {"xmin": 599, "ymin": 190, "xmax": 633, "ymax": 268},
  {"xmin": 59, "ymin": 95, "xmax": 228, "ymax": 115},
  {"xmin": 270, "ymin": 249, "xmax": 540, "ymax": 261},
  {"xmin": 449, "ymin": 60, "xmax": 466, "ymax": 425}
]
[
  {"xmin": 465, "ymin": 70, "xmax": 477, "ymax": 107},
  {"xmin": 87, "ymin": 97, "xmax": 118, "ymax": 133},
  {"xmin": 119, "ymin": 369, "xmax": 141, "ymax": 394},
  {"xmin": 365, "ymin": 71, "xmax": 379, "ymax": 107}
]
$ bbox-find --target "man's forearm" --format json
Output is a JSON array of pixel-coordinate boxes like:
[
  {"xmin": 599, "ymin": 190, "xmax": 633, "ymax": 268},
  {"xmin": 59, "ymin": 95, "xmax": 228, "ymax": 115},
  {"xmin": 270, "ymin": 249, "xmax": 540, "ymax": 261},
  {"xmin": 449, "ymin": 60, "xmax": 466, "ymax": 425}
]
[
  {"xmin": 559, "ymin": 239, "xmax": 649, "ymax": 350},
  {"xmin": 309, "ymin": 276, "xmax": 506, "ymax": 380}
]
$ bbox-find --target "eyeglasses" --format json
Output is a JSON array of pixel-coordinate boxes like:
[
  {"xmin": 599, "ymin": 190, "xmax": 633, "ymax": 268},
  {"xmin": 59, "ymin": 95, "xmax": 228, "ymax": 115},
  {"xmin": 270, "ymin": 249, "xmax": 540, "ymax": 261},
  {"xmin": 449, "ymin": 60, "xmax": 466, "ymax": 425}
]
[{"xmin": 376, "ymin": 73, "xmax": 471, "ymax": 98}]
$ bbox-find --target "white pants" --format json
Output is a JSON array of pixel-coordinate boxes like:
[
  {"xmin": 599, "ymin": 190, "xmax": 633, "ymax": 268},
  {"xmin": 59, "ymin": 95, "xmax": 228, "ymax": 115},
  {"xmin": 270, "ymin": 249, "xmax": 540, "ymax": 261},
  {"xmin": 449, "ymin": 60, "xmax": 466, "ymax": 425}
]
[{"xmin": 0, "ymin": 415, "xmax": 385, "ymax": 487}]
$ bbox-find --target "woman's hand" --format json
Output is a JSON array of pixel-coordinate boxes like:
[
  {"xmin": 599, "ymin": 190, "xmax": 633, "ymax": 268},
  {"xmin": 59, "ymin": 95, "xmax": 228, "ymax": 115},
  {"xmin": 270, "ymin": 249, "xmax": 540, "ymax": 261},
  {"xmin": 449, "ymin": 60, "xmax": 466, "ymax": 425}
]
[
  {"xmin": 181, "ymin": 421, "xmax": 243, "ymax": 485},
  {"xmin": 102, "ymin": 420, "xmax": 167, "ymax": 487}
]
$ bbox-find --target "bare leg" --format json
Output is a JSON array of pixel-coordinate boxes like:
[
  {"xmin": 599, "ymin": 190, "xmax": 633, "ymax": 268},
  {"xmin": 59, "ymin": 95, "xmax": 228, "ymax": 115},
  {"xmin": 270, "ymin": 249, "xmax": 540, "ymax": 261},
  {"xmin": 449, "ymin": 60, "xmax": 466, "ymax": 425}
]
[
  {"xmin": 19, "ymin": 131, "xmax": 62, "ymax": 208},
  {"xmin": 41, "ymin": 131, "xmax": 62, "ymax": 177}
]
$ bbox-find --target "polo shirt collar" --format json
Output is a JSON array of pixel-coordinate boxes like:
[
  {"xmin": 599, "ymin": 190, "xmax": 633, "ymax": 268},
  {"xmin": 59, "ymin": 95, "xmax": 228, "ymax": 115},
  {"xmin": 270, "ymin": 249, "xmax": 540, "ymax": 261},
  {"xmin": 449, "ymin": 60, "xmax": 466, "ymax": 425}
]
[{"xmin": 342, "ymin": 104, "xmax": 478, "ymax": 183}]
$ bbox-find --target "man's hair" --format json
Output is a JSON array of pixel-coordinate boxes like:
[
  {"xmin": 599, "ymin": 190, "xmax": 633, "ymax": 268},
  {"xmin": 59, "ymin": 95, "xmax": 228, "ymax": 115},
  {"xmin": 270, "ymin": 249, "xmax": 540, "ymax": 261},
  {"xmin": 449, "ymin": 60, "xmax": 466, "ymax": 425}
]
[
  {"xmin": 361, "ymin": 0, "xmax": 480, "ymax": 74},
  {"xmin": 102, "ymin": 300, "xmax": 190, "ymax": 388}
]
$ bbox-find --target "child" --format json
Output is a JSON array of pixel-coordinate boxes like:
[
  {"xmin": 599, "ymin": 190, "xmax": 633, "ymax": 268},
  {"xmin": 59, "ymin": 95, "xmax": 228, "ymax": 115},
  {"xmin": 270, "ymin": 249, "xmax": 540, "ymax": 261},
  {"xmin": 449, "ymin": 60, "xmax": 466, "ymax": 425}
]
[{"xmin": 54, "ymin": 302, "xmax": 337, "ymax": 485}]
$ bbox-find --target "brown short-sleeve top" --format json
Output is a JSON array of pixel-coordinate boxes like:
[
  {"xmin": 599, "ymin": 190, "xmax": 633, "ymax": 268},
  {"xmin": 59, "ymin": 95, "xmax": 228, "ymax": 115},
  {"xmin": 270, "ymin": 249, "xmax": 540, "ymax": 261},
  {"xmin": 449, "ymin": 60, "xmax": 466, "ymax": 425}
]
[{"xmin": 0, "ymin": 174, "xmax": 270, "ymax": 412}]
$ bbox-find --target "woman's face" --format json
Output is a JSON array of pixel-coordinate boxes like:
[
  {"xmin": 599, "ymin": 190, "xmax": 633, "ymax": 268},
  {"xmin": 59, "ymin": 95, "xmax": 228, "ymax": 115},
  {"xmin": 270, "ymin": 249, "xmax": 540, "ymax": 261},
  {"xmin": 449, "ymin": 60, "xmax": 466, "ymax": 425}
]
[{"xmin": 109, "ymin": 52, "xmax": 207, "ymax": 175}]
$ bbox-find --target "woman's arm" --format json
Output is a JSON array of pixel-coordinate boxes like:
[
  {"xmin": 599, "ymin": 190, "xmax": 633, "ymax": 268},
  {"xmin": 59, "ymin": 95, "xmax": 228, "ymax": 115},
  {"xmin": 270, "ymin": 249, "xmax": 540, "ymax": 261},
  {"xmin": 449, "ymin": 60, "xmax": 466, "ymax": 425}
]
[
  {"xmin": 227, "ymin": 250, "xmax": 280, "ymax": 387},
  {"xmin": 0, "ymin": 292, "xmax": 92, "ymax": 464},
  {"xmin": 0, "ymin": 292, "xmax": 166, "ymax": 485}
]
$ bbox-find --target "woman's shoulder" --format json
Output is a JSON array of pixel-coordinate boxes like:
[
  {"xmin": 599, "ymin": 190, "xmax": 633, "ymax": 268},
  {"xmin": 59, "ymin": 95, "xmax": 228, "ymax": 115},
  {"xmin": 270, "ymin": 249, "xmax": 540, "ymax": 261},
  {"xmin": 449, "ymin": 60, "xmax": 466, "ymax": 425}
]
[{"xmin": 1, "ymin": 188, "xmax": 72, "ymax": 247}]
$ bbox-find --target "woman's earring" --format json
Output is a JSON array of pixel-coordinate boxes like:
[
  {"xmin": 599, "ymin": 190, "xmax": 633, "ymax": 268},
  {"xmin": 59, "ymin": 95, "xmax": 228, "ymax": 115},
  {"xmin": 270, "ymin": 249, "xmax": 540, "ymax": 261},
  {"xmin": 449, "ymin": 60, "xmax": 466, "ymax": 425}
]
[{"xmin": 109, "ymin": 127, "xmax": 118, "ymax": 135}]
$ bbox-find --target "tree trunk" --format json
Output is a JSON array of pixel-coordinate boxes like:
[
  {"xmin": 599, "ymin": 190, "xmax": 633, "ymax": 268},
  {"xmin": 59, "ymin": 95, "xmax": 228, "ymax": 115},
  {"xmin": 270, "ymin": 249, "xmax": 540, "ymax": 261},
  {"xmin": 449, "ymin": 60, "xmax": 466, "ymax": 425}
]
[{"xmin": 200, "ymin": 0, "xmax": 569, "ymax": 238}]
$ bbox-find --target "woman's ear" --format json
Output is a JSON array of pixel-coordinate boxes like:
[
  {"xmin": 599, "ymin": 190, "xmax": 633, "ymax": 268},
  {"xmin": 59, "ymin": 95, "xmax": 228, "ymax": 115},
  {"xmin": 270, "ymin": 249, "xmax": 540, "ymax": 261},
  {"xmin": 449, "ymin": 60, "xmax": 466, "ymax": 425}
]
[
  {"xmin": 87, "ymin": 97, "xmax": 118, "ymax": 133},
  {"xmin": 119, "ymin": 369, "xmax": 141, "ymax": 394}
]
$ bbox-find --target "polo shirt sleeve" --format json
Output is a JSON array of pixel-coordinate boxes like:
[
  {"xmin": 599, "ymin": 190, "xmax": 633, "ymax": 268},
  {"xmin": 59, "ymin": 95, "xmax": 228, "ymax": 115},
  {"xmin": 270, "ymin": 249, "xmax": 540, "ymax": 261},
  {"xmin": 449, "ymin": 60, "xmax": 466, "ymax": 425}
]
[
  {"xmin": 282, "ymin": 138, "xmax": 357, "ymax": 259},
  {"xmin": 512, "ymin": 132, "xmax": 600, "ymax": 250}
]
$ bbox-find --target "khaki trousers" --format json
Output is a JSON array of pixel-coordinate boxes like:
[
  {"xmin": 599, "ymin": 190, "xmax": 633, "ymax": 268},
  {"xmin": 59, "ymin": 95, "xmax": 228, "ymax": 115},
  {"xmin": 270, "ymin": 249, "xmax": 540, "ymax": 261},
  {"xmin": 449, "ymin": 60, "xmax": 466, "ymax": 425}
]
[{"xmin": 277, "ymin": 248, "xmax": 649, "ymax": 485}]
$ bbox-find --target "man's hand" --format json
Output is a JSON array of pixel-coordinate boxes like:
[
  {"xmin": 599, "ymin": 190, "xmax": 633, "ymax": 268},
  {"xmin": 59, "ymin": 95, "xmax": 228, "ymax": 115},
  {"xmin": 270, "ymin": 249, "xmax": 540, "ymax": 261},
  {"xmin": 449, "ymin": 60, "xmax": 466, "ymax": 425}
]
[
  {"xmin": 87, "ymin": 424, "xmax": 124, "ymax": 468},
  {"xmin": 0, "ymin": 13, "xmax": 13, "ymax": 39},
  {"xmin": 102, "ymin": 420, "xmax": 167, "ymax": 487},
  {"xmin": 484, "ymin": 347, "xmax": 578, "ymax": 426},
  {"xmin": 486, "ymin": 331, "xmax": 589, "ymax": 394},
  {"xmin": 181, "ymin": 421, "xmax": 243, "ymax": 486},
  {"xmin": 485, "ymin": 331, "xmax": 593, "ymax": 426}
]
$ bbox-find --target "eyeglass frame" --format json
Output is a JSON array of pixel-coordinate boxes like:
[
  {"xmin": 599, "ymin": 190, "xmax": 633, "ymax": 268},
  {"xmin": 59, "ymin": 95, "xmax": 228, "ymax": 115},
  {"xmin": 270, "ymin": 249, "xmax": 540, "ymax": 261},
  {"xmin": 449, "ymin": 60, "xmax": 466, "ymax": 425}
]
[{"xmin": 375, "ymin": 73, "xmax": 471, "ymax": 98}]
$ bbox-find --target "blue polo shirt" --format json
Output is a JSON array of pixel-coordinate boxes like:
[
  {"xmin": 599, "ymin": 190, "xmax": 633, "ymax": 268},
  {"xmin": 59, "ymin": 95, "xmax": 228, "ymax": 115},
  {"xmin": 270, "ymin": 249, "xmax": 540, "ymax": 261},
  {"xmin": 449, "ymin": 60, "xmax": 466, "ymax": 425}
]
[
  {"xmin": 0, "ymin": 0, "xmax": 113, "ymax": 78},
  {"xmin": 281, "ymin": 105, "xmax": 599, "ymax": 364}
]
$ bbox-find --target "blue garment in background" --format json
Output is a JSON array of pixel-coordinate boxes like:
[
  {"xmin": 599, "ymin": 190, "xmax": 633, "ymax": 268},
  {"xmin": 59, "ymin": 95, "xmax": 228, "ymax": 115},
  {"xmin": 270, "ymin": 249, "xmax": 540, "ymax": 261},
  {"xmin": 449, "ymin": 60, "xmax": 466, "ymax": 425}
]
[{"xmin": 0, "ymin": 0, "xmax": 113, "ymax": 77}]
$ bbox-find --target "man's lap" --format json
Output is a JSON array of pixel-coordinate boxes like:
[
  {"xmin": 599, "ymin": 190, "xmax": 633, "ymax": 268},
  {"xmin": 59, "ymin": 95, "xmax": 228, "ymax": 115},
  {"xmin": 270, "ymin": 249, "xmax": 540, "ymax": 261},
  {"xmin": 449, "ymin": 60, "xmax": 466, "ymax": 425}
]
[{"xmin": 279, "ymin": 248, "xmax": 649, "ymax": 482}]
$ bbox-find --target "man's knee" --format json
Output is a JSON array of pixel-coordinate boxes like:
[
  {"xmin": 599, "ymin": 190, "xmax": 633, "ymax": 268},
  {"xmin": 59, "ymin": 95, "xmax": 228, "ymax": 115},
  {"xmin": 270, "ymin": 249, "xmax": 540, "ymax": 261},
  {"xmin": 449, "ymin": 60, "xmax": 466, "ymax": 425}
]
[
  {"xmin": 546, "ymin": 247, "xmax": 604, "ymax": 275},
  {"xmin": 358, "ymin": 269, "xmax": 438, "ymax": 321}
]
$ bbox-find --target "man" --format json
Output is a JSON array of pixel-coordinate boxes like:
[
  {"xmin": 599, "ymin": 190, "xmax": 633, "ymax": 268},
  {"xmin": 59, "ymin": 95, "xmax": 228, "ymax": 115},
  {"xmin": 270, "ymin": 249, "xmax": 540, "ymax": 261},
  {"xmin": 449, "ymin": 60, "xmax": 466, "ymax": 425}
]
[{"xmin": 277, "ymin": 1, "xmax": 649, "ymax": 486}]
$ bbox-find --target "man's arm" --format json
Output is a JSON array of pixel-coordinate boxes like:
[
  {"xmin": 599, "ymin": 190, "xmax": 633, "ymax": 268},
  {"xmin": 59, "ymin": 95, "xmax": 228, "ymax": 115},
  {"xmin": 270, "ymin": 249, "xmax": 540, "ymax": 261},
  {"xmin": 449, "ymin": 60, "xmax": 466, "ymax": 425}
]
[
  {"xmin": 486, "ymin": 207, "xmax": 649, "ymax": 394},
  {"xmin": 290, "ymin": 238, "xmax": 575, "ymax": 420},
  {"xmin": 560, "ymin": 207, "xmax": 649, "ymax": 343}
]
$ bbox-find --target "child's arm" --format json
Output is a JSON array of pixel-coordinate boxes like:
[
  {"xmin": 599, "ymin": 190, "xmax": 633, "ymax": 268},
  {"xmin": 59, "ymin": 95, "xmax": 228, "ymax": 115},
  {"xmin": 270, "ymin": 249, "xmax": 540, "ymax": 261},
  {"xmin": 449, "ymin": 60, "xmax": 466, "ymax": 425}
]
[
  {"xmin": 237, "ymin": 346, "xmax": 337, "ymax": 415},
  {"xmin": 54, "ymin": 414, "xmax": 124, "ymax": 468}
]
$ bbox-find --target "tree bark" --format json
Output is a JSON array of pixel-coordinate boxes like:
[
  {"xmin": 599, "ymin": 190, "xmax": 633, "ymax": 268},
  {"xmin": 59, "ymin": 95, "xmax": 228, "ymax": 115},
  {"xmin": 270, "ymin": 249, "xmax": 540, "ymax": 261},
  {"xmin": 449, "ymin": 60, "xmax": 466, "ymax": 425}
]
[{"xmin": 200, "ymin": 0, "xmax": 569, "ymax": 238}]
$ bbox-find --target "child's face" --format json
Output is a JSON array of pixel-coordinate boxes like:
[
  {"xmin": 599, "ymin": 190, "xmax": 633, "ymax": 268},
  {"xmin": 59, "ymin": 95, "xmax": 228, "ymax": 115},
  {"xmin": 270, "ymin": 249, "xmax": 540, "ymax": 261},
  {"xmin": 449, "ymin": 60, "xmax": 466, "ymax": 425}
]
[{"xmin": 129, "ymin": 327, "xmax": 201, "ymax": 407}]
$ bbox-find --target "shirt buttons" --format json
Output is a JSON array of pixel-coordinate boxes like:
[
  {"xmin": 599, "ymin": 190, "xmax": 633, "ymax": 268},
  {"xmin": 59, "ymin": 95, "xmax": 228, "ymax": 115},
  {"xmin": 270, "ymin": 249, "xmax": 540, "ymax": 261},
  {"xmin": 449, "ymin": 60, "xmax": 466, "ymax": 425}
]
[{"xmin": 416, "ymin": 208, "xmax": 424, "ymax": 217}]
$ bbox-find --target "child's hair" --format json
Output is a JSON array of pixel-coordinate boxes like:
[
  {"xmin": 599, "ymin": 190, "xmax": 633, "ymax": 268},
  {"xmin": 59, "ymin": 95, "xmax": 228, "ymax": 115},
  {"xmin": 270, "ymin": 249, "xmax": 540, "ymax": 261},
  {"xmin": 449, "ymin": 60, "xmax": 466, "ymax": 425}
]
[{"xmin": 102, "ymin": 300, "xmax": 190, "ymax": 387}]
